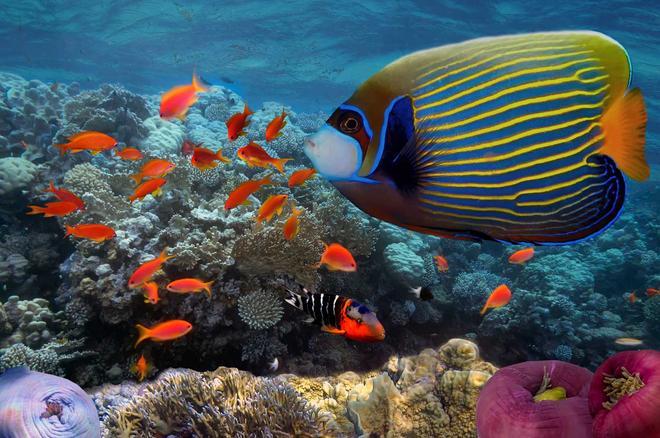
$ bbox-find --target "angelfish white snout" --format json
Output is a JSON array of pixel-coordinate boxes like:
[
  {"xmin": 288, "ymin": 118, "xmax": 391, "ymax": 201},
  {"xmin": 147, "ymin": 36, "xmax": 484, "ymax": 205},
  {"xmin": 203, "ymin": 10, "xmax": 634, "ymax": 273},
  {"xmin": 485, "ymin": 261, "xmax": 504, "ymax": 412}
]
[{"xmin": 304, "ymin": 126, "xmax": 361, "ymax": 180}]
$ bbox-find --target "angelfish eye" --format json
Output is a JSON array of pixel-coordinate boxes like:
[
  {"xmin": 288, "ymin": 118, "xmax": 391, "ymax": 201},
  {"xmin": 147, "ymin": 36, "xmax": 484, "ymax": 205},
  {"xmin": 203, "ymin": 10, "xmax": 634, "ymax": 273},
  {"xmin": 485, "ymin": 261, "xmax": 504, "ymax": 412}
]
[{"xmin": 338, "ymin": 111, "xmax": 361, "ymax": 134}]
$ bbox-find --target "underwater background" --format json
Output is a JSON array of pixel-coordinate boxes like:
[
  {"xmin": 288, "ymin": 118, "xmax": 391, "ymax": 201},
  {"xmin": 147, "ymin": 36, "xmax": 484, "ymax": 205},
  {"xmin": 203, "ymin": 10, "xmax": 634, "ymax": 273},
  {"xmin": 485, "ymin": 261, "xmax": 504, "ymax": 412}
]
[{"xmin": 0, "ymin": 1, "xmax": 658, "ymax": 437}]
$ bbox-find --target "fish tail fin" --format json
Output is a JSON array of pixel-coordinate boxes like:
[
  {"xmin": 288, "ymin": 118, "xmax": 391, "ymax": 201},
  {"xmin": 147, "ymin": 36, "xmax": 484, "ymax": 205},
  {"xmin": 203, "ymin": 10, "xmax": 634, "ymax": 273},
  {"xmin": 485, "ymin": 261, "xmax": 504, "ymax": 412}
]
[
  {"xmin": 134, "ymin": 324, "xmax": 151, "ymax": 348},
  {"xmin": 192, "ymin": 71, "xmax": 210, "ymax": 93},
  {"xmin": 26, "ymin": 205, "xmax": 44, "ymax": 215},
  {"xmin": 130, "ymin": 174, "xmax": 142, "ymax": 185},
  {"xmin": 243, "ymin": 104, "xmax": 253, "ymax": 116},
  {"xmin": 46, "ymin": 181, "xmax": 56, "ymax": 194},
  {"xmin": 158, "ymin": 247, "xmax": 174, "ymax": 263},
  {"xmin": 599, "ymin": 88, "xmax": 649, "ymax": 181},
  {"xmin": 64, "ymin": 225, "xmax": 74, "ymax": 238},
  {"xmin": 284, "ymin": 287, "xmax": 305, "ymax": 310},
  {"xmin": 216, "ymin": 149, "xmax": 231, "ymax": 163},
  {"xmin": 273, "ymin": 158, "xmax": 292, "ymax": 173},
  {"xmin": 479, "ymin": 303, "xmax": 489, "ymax": 316},
  {"xmin": 204, "ymin": 281, "xmax": 214, "ymax": 297},
  {"xmin": 55, "ymin": 143, "xmax": 68, "ymax": 155}
]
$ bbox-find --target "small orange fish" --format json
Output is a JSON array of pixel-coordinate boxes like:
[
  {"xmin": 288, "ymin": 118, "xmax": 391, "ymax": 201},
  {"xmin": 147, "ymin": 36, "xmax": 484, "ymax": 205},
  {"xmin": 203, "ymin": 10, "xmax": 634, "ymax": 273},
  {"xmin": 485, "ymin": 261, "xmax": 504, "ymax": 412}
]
[
  {"xmin": 134, "ymin": 320, "xmax": 192, "ymax": 348},
  {"xmin": 480, "ymin": 284, "xmax": 512, "ymax": 315},
  {"xmin": 226, "ymin": 104, "xmax": 253, "ymax": 140},
  {"xmin": 131, "ymin": 354, "xmax": 151, "ymax": 382},
  {"xmin": 64, "ymin": 224, "xmax": 115, "ymax": 243},
  {"xmin": 256, "ymin": 194, "xmax": 288, "ymax": 223},
  {"xmin": 27, "ymin": 201, "xmax": 79, "ymax": 217},
  {"xmin": 647, "ymin": 288, "xmax": 660, "ymax": 297},
  {"xmin": 317, "ymin": 243, "xmax": 357, "ymax": 272},
  {"xmin": 629, "ymin": 291, "xmax": 637, "ymax": 304},
  {"xmin": 237, "ymin": 141, "xmax": 292, "ymax": 173},
  {"xmin": 265, "ymin": 110, "xmax": 287, "ymax": 142},
  {"xmin": 56, "ymin": 131, "xmax": 117, "ymax": 155},
  {"xmin": 129, "ymin": 178, "xmax": 167, "ymax": 203},
  {"xmin": 142, "ymin": 281, "xmax": 160, "ymax": 304},
  {"xmin": 288, "ymin": 168, "xmax": 316, "ymax": 188},
  {"xmin": 159, "ymin": 72, "xmax": 209, "ymax": 120},
  {"xmin": 508, "ymin": 247, "xmax": 535, "ymax": 264},
  {"xmin": 434, "ymin": 255, "xmax": 449, "ymax": 272},
  {"xmin": 283, "ymin": 205, "xmax": 302, "ymax": 240},
  {"xmin": 166, "ymin": 278, "xmax": 214, "ymax": 298},
  {"xmin": 130, "ymin": 159, "xmax": 176, "ymax": 185},
  {"xmin": 46, "ymin": 182, "xmax": 85, "ymax": 210},
  {"xmin": 20, "ymin": 140, "xmax": 29, "ymax": 150},
  {"xmin": 128, "ymin": 248, "xmax": 174, "ymax": 289},
  {"xmin": 114, "ymin": 147, "xmax": 143, "ymax": 161},
  {"xmin": 224, "ymin": 176, "xmax": 273, "ymax": 210},
  {"xmin": 191, "ymin": 146, "xmax": 230, "ymax": 171}
]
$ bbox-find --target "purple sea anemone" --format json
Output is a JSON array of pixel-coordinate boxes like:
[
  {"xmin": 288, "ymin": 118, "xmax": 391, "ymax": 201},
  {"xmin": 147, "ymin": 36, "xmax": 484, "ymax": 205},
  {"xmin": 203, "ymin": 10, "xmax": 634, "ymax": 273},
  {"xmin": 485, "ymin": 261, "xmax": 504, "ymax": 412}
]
[
  {"xmin": 476, "ymin": 360, "xmax": 593, "ymax": 438},
  {"xmin": 589, "ymin": 350, "xmax": 660, "ymax": 438}
]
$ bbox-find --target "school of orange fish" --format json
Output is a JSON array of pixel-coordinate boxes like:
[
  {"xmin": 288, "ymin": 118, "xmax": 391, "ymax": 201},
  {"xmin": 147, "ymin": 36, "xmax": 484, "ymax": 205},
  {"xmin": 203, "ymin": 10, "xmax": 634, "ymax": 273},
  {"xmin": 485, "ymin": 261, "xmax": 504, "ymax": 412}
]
[{"xmin": 24, "ymin": 73, "xmax": 652, "ymax": 381}]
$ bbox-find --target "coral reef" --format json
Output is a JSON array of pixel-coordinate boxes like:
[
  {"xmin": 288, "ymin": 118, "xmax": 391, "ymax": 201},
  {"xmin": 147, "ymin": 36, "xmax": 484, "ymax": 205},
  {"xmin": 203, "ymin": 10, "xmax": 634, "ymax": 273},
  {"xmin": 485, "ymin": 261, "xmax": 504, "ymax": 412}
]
[
  {"xmin": 237, "ymin": 289, "xmax": 284, "ymax": 330},
  {"xmin": 1, "ymin": 295, "xmax": 66, "ymax": 348},
  {"xmin": 0, "ymin": 157, "xmax": 38, "ymax": 196}
]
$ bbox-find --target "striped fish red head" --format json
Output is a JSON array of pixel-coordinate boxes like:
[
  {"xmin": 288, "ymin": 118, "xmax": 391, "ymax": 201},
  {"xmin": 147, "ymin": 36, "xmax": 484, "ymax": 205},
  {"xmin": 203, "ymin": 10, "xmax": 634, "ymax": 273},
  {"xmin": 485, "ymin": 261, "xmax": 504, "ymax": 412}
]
[
  {"xmin": 305, "ymin": 32, "xmax": 649, "ymax": 246},
  {"xmin": 340, "ymin": 299, "xmax": 385, "ymax": 342}
]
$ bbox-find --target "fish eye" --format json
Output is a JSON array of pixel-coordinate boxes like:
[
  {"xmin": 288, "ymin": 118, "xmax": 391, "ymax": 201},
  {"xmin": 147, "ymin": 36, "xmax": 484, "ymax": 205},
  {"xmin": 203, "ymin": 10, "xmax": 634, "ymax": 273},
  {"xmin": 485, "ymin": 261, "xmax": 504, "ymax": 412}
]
[
  {"xmin": 338, "ymin": 111, "xmax": 361, "ymax": 134},
  {"xmin": 357, "ymin": 318, "xmax": 363, "ymax": 324}
]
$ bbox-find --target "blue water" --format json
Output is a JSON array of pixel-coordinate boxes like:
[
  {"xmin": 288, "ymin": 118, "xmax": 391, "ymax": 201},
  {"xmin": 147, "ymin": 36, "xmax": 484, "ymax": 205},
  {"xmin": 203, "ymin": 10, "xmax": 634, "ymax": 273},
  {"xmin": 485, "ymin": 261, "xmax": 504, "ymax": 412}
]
[{"xmin": 1, "ymin": 0, "xmax": 658, "ymax": 172}]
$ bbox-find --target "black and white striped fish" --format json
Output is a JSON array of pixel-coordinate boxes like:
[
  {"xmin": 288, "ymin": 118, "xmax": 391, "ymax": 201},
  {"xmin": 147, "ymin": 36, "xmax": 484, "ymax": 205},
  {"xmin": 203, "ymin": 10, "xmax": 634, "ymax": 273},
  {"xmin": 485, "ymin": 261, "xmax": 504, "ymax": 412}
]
[{"xmin": 285, "ymin": 287, "xmax": 385, "ymax": 342}]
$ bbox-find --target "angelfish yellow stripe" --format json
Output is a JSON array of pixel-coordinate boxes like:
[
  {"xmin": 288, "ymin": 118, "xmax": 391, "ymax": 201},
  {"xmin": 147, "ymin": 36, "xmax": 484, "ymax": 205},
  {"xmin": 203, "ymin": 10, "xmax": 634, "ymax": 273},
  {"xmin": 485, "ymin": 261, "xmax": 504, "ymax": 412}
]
[
  {"xmin": 516, "ymin": 181, "xmax": 609, "ymax": 207},
  {"xmin": 424, "ymin": 134, "xmax": 604, "ymax": 177},
  {"xmin": 416, "ymin": 75, "xmax": 608, "ymax": 122},
  {"xmin": 422, "ymin": 115, "xmax": 601, "ymax": 156},
  {"xmin": 420, "ymin": 84, "xmax": 610, "ymax": 130},
  {"xmin": 414, "ymin": 44, "xmax": 585, "ymax": 91},
  {"xmin": 415, "ymin": 63, "xmax": 605, "ymax": 113},
  {"xmin": 425, "ymin": 160, "xmax": 599, "ymax": 189},
  {"xmin": 422, "ymin": 122, "xmax": 600, "ymax": 167},
  {"xmin": 415, "ymin": 52, "xmax": 595, "ymax": 101},
  {"xmin": 415, "ymin": 37, "xmax": 575, "ymax": 79}
]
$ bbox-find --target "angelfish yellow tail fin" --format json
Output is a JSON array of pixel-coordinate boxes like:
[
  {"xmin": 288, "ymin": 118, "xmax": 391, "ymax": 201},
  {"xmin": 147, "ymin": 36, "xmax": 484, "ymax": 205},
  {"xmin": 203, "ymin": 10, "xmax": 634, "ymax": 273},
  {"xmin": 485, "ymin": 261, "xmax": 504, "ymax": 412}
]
[{"xmin": 600, "ymin": 88, "xmax": 649, "ymax": 181}]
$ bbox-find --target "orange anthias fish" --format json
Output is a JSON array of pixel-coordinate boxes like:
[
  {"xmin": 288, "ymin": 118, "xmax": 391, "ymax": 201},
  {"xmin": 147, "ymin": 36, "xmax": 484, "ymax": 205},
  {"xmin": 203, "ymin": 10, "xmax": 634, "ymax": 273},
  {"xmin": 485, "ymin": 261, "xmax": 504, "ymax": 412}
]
[
  {"xmin": 508, "ymin": 247, "xmax": 535, "ymax": 264},
  {"xmin": 480, "ymin": 284, "xmax": 512, "ymax": 315},
  {"xmin": 317, "ymin": 243, "xmax": 357, "ymax": 272},
  {"xmin": 647, "ymin": 288, "xmax": 660, "ymax": 297},
  {"xmin": 226, "ymin": 104, "xmax": 253, "ymax": 140},
  {"xmin": 134, "ymin": 320, "xmax": 192, "ymax": 348},
  {"xmin": 285, "ymin": 287, "xmax": 385, "ymax": 342},
  {"xmin": 142, "ymin": 281, "xmax": 160, "ymax": 304},
  {"xmin": 629, "ymin": 291, "xmax": 637, "ymax": 304},
  {"xmin": 128, "ymin": 248, "xmax": 174, "ymax": 289},
  {"xmin": 131, "ymin": 354, "xmax": 152, "ymax": 382},
  {"xmin": 191, "ymin": 146, "xmax": 231, "ymax": 171},
  {"xmin": 237, "ymin": 141, "xmax": 292, "ymax": 173},
  {"xmin": 283, "ymin": 205, "xmax": 303, "ymax": 240},
  {"xmin": 46, "ymin": 182, "xmax": 85, "ymax": 210},
  {"xmin": 265, "ymin": 110, "xmax": 287, "ymax": 142},
  {"xmin": 130, "ymin": 159, "xmax": 176, "ymax": 185},
  {"xmin": 27, "ymin": 201, "xmax": 79, "ymax": 217},
  {"xmin": 256, "ymin": 194, "xmax": 288, "ymax": 223},
  {"xmin": 159, "ymin": 72, "xmax": 209, "ymax": 120},
  {"xmin": 64, "ymin": 224, "xmax": 116, "ymax": 243},
  {"xmin": 56, "ymin": 131, "xmax": 117, "ymax": 155},
  {"xmin": 288, "ymin": 168, "xmax": 316, "ymax": 188},
  {"xmin": 166, "ymin": 278, "xmax": 214, "ymax": 298},
  {"xmin": 224, "ymin": 176, "xmax": 273, "ymax": 210},
  {"xmin": 114, "ymin": 147, "xmax": 143, "ymax": 161},
  {"xmin": 434, "ymin": 255, "xmax": 449, "ymax": 272},
  {"xmin": 129, "ymin": 178, "xmax": 167, "ymax": 203}
]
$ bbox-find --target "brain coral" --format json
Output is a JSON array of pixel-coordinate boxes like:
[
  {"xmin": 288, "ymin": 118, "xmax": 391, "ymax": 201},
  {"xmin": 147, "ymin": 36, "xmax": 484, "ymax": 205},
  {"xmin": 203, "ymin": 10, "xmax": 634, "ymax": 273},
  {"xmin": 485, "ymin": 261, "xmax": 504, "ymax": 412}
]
[{"xmin": 0, "ymin": 157, "xmax": 38, "ymax": 196}]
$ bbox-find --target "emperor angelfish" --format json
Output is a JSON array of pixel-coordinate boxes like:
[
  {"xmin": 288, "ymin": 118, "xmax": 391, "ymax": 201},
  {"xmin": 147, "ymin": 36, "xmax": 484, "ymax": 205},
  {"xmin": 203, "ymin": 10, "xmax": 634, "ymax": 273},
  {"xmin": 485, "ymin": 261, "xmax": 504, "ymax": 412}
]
[{"xmin": 305, "ymin": 32, "xmax": 649, "ymax": 245}]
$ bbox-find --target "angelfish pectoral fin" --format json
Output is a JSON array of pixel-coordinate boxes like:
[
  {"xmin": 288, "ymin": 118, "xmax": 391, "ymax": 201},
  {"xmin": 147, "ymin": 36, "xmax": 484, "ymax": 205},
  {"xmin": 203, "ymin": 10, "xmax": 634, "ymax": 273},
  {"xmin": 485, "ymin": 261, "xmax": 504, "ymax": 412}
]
[{"xmin": 321, "ymin": 325, "xmax": 346, "ymax": 335}]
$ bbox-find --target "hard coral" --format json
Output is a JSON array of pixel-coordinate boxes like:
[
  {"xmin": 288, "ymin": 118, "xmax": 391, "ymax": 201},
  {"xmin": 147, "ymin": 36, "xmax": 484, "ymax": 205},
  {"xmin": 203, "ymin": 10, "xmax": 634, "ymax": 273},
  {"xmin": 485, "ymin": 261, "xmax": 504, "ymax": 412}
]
[{"xmin": 237, "ymin": 289, "xmax": 284, "ymax": 330}]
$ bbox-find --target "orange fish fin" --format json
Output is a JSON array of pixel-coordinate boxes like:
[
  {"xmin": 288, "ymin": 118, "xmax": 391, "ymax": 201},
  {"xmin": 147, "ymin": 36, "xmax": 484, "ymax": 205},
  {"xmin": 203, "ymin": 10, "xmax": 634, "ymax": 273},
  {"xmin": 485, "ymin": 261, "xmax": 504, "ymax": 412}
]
[
  {"xmin": 64, "ymin": 225, "xmax": 74, "ymax": 238},
  {"xmin": 272, "ymin": 158, "xmax": 293, "ymax": 173},
  {"xmin": 55, "ymin": 144, "xmax": 67, "ymax": 155},
  {"xmin": 130, "ymin": 174, "xmax": 142, "ymax": 185},
  {"xmin": 158, "ymin": 247, "xmax": 174, "ymax": 263},
  {"xmin": 192, "ymin": 71, "xmax": 209, "ymax": 93},
  {"xmin": 599, "ymin": 88, "xmax": 649, "ymax": 181},
  {"xmin": 479, "ymin": 303, "xmax": 489, "ymax": 316},
  {"xmin": 90, "ymin": 150, "xmax": 101, "ymax": 156},
  {"xmin": 134, "ymin": 324, "xmax": 151, "ymax": 348},
  {"xmin": 243, "ymin": 104, "xmax": 253, "ymax": 116},
  {"xmin": 70, "ymin": 149, "xmax": 84, "ymax": 154},
  {"xmin": 321, "ymin": 325, "xmax": 345, "ymax": 335},
  {"xmin": 26, "ymin": 205, "xmax": 45, "ymax": 215}
]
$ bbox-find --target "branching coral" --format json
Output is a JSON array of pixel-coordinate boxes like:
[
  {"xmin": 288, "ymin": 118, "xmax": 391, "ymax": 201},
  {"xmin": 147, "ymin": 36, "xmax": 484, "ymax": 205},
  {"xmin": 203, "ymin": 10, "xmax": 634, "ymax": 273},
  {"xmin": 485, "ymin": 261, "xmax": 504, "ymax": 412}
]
[
  {"xmin": 237, "ymin": 289, "xmax": 284, "ymax": 330},
  {"xmin": 100, "ymin": 367, "xmax": 333, "ymax": 437}
]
